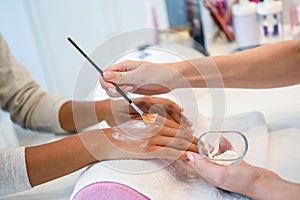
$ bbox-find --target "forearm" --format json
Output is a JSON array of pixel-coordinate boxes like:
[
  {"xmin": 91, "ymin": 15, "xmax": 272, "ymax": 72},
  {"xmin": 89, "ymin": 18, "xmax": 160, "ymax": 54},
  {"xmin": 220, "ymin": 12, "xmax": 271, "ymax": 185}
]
[
  {"xmin": 25, "ymin": 131, "xmax": 99, "ymax": 186},
  {"xmin": 214, "ymin": 39, "xmax": 300, "ymax": 88},
  {"xmin": 253, "ymin": 177, "xmax": 300, "ymax": 200},
  {"xmin": 173, "ymin": 39, "xmax": 300, "ymax": 89},
  {"xmin": 59, "ymin": 100, "xmax": 111, "ymax": 132}
]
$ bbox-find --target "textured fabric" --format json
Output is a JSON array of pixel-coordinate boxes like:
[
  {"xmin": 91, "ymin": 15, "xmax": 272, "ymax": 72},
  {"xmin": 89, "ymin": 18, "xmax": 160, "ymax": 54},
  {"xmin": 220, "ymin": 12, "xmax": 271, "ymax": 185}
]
[
  {"xmin": 0, "ymin": 34, "xmax": 68, "ymax": 197},
  {"xmin": 0, "ymin": 34, "xmax": 67, "ymax": 133},
  {"xmin": 0, "ymin": 147, "xmax": 31, "ymax": 196},
  {"xmin": 73, "ymin": 182, "xmax": 150, "ymax": 200}
]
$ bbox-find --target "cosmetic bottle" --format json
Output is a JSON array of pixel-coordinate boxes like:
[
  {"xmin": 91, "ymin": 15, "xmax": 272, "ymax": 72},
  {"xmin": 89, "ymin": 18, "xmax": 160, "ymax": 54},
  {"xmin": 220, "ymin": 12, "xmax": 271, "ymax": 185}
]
[
  {"xmin": 257, "ymin": 0, "xmax": 283, "ymax": 44},
  {"xmin": 232, "ymin": 0, "xmax": 260, "ymax": 50},
  {"xmin": 292, "ymin": 4, "xmax": 300, "ymax": 38}
]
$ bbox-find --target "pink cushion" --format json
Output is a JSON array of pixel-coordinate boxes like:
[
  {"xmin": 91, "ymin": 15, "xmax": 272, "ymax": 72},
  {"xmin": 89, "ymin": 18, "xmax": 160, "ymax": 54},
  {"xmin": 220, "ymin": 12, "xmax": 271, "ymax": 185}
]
[{"xmin": 73, "ymin": 181, "xmax": 150, "ymax": 200}]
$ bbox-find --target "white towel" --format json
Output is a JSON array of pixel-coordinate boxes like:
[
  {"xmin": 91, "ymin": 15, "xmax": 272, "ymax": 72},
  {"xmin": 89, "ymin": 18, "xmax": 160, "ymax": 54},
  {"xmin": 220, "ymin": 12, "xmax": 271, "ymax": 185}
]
[
  {"xmin": 70, "ymin": 111, "xmax": 269, "ymax": 200},
  {"xmin": 268, "ymin": 128, "xmax": 300, "ymax": 183}
]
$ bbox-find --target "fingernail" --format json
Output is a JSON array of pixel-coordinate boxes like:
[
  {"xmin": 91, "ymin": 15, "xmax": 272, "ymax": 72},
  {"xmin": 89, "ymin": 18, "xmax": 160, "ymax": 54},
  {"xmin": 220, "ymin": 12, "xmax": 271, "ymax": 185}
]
[
  {"xmin": 104, "ymin": 72, "xmax": 113, "ymax": 79},
  {"xmin": 108, "ymin": 88, "xmax": 117, "ymax": 95},
  {"xmin": 187, "ymin": 120, "xmax": 193, "ymax": 126},
  {"xmin": 187, "ymin": 152, "xmax": 195, "ymax": 163},
  {"xmin": 183, "ymin": 119, "xmax": 193, "ymax": 127}
]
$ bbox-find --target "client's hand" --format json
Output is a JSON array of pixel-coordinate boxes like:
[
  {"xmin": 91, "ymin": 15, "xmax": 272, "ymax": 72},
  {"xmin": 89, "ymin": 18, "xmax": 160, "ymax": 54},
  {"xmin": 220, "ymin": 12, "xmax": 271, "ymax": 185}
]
[
  {"xmin": 99, "ymin": 60, "xmax": 180, "ymax": 96},
  {"xmin": 100, "ymin": 96, "xmax": 191, "ymax": 127},
  {"xmin": 186, "ymin": 152, "xmax": 300, "ymax": 200},
  {"xmin": 80, "ymin": 116, "xmax": 197, "ymax": 161}
]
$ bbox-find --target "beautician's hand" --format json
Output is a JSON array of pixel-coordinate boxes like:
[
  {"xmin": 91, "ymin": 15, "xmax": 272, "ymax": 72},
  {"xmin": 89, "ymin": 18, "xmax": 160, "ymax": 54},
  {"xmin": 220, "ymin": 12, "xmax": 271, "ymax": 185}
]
[
  {"xmin": 186, "ymin": 152, "xmax": 300, "ymax": 199},
  {"xmin": 99, "ymin": 96, "xmax": 192, "ymax": 127},
  {"xmin": 81, "ymin": 116, "xmax": 198, "ymax": 161},
  {"xmin": 99, "ymin": 60, "xmax": 181, "ymax": 96}
]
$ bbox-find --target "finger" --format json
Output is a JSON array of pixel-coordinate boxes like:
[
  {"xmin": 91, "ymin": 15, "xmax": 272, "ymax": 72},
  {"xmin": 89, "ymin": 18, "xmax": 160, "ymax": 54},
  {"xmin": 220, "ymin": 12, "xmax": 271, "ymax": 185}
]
[
  {"xmin": 155, "ymin": 116, "xmax": 180, "ymax": 129},
  {"xmin": 104, "ymin": 60, "xmax": 147, "ymax": 86},
  {"xmin": 100, "ymin": 80, "xmax": 133, "ymax": 98},
  {"xmin": 181, "ymin": 114, "xmax": 193, "ymax": 127},
  {"xmin": 145, "ymin": 146, "xmax": 187, "ymax": 160},
  {"xmin": 167, "ymin": 112, "xmax": 193, "ymax": 129},
  {"xmin": 105, "ymin": 60, "xmax": 144, "ymax": 72},
  {"xmin": 187, "ymin": 152, "xmax": 260, "ymax": 197},
  {"xmin": 147, "ymin": 105, "xmax": 181, "ymax": 125},
  {"xmin": 171, "ymin": 139, "xmax": 198, "ymax": 152},
  {"xmin": 157, "ymin": 99, "xmax": 183, "ymax": 123},
  {"xmin": 103, "ymin": 71, "xmax": 127, "ymax": 85},
  {"xmin": 186, "ymin": 152, "xmax": 227, "ymax": 186},
  {"xmin": 168, "ymin": 112, "xmax": 182, "ymax": 125},
  {"xmin": 179, "ymin": 152, "xmax": 189, "ymax": 160},
  {"xmin": 166, "ymin": 113, "xmax": 191, "ymax": 129},
  {"xmin": 108, "ymin": 84, "xmax": 136, "ymax": 97},
  {"xmin": 152, "ymin": 136, "xmax": 198, "ymax": 153},
  {"xmin": 107, "ymin": 88, "xmax": 122, "ymax": 97},
  {"xmin": 99, "ymin": 76, "xmax": 116, "ymax": 90},
  {"xmin": 158, "ymin": 126, "xmax": 197, "ymax": 144},
  {"xmin": 99, "ymin": 77, "xmax": 122, "ymax": 98},
  {"xmin": 149, "ymin": 99, "xmax": 191, "ymax": 127},
  {"xmin": 219, "ymin": 136, "xmax": 234, "ymax": 153},
  {"xmin": 166, "ymin": 99, "xmax": 183, "ymax": 113},
  {"xmin": 100, "ymin": 70, "xmax": 134, "ymax": 93},
  {"xmin": 155, "ymin": 99, "xmax": 190, "ymax": 127},
  {"xmin": 123, "ymin": 86, "xmax": 134, "ymax": 93}
]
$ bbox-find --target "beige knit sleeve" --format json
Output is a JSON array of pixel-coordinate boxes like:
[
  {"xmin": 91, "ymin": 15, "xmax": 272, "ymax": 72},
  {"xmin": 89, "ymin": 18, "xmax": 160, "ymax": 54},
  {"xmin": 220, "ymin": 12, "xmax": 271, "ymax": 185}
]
[{"xmin": 0, "ymin": 34, "xmax": 68, "ymax": 133}]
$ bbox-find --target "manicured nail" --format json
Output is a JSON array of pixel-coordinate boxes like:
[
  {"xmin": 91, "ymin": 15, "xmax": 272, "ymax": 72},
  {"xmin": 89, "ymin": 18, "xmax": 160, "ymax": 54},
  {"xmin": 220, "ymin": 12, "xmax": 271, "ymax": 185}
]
[
  {"xmin": 108, "ymin": 88, "xmax": 118, "ymax": 95},
  {"xmin": 182, "ymin": 119, "xmax": 192, "ymax": 127},
  {"xmin": 187, "ymin": 120, "xmax": 193, "ymax": 126},
  {"xmin": 187, "ymin": 152, "xmax": 195, "ymax": 163},
  {"xmin": 104, "ymin": 72, "xmax": 113, "ymax": 79}
]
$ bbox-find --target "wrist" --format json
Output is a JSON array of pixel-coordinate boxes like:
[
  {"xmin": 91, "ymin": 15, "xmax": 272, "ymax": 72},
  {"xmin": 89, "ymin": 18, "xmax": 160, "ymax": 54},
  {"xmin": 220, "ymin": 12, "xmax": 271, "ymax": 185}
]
[
  {"xmin": 80, "ymin": 129, "xmax": 124, "ymax": 161},
  {"xmin": 95, "ymin": 99, "xmax": 111, "ymax": 122},
  {"xmin": 252, "ymin": 174, "xmax": 300, "ymax": 200},
  {"xmin": 166, "ymin": 61, "xmax": 197, "ymax": 89},
  {"xmin": 168, "ymin": 57, "xmax": 217, "ymax": 88},
  {"xmin": 59, "ymin": 101, "xmax": 75, "ymax": 132}
]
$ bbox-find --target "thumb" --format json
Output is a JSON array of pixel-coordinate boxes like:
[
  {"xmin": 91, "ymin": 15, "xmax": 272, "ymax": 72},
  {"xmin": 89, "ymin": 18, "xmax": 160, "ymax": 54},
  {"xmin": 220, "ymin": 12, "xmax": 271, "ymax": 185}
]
[{"xmin": 103, "ymin": 71, "xmax": 128, "ymax": 86}]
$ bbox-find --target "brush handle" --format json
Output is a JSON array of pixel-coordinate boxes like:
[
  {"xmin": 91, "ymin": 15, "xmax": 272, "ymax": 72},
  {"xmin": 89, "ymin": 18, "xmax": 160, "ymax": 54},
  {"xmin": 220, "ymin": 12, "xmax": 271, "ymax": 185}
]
[
  {"xmin": 68, "ymin": 37, "xmax": 134, "ymax": 105},
  {"xmin": 67, "ymin": 37, "xmax": 104, "ymax": 75},
  {"xmin": 114, "ymin": 84, "xmax": 132, "ymax": 104}
]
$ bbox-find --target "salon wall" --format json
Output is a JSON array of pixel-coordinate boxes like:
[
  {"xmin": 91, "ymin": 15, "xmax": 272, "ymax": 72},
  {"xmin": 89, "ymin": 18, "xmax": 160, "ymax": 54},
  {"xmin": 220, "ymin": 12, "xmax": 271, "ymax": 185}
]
[
  {"xmin": 0, "ymin": 0, "xmax": 169, "ymax": 98},
  {"xmin": 0, "ymin": 0, "xmax": 169, "ymax": 145},
  {"xmin": 1, "ymin": 0, "xmax": 293, "ymax": 98}
]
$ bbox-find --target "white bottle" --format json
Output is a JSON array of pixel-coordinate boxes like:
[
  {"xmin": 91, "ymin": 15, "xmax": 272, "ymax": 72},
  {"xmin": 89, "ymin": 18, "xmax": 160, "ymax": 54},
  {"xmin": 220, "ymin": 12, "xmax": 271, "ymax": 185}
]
[
  {"xmin": 232, "ymin": 0, "xmax": 260, "ymax": 50},
  {"xmin": 292, "ymin": 4, "xmax": 300, "ymax": 38},
  {"xmin": 257, "ymin": 0, "xmax": 283, "ymax": 44}
]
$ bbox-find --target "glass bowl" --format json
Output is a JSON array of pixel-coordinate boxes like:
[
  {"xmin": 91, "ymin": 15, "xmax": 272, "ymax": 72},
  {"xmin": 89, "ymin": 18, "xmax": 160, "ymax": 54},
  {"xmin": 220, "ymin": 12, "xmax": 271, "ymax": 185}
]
[{"xmin": 198, "ymin": 131, "xmax": 248, "ymax": 165}]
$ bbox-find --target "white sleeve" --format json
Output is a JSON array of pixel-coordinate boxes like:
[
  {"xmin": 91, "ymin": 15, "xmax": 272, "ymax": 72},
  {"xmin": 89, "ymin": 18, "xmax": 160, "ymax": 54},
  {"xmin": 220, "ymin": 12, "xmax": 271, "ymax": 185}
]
[{"xmin": 0, "ymin": 147, "xmax": 32, "ymax": 197}]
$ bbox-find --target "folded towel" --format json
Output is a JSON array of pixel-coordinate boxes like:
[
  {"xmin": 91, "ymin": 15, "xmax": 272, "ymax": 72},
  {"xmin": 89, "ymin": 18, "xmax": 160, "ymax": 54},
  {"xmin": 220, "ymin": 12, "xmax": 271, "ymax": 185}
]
[
  {"xmin": 70, "ymin": 111, "xmax": 268, "ymax": 200},
  {"xmin": 268, "ymin": 128, "xmax": 300, "ymax": 183},
  {"xmin": 73, "ymin": 181, "xmax": 150, "ymax": 200}
]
